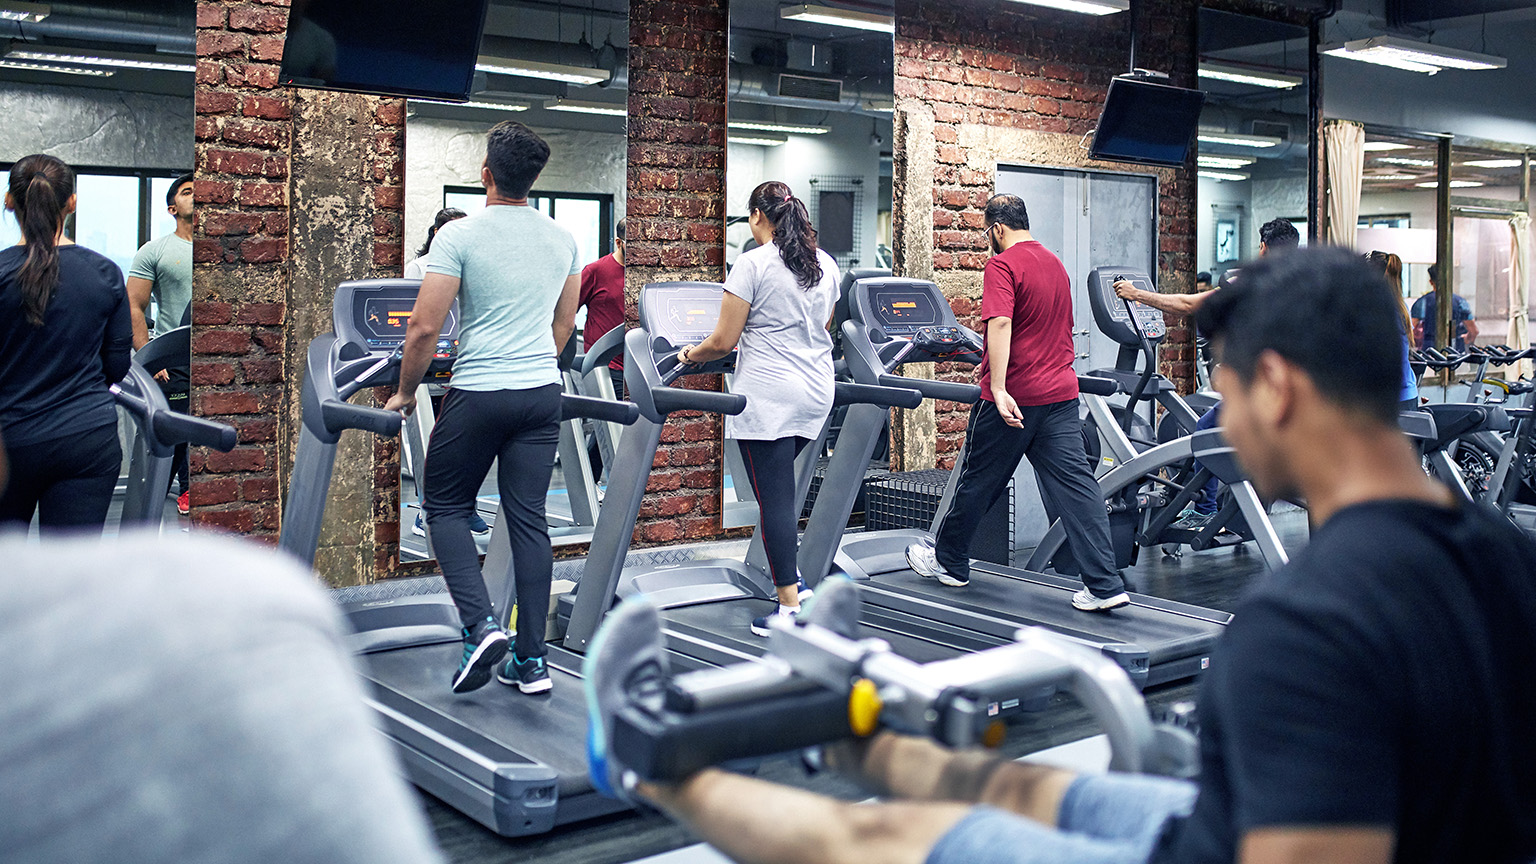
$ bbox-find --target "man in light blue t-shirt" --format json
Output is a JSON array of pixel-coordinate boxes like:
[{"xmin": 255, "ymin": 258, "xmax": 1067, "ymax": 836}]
[{"xmin": 384, "ymin": 121, "xmax": 581, "ymax": 697}]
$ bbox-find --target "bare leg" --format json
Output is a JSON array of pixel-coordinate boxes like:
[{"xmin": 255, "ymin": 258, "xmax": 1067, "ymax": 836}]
[
  {"xmin": 637, "ymin": 769, "xmax": 972, "ymax": 864},
  {"xmin": 774, "ymin": 584, "xmax": 800, "ymax": 608}
]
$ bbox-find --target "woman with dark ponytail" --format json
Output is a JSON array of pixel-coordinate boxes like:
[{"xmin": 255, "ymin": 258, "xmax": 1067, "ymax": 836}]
[
  {"xmin": 677, "ymin": 181, "xmax": 839, "ymax": 635},
  {"xmin": 0, "ymin": 154, "xmax": 133, "ymax": 535}
]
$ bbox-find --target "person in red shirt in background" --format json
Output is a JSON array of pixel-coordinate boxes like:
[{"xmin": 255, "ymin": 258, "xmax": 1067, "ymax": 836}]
[
  {"xmin": 578, "ymin": 218, "xmax": 626, "ymax": 474},
  {"xmin": 906, "ymin": 194, "xmax": 1129, "ymax": 612}
]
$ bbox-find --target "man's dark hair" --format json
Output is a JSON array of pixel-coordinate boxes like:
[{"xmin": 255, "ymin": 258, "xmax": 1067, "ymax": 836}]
[
  {"xmin": 983, "ymin": 194, "xmax": 1029, "ymax": 231},
  {"xmin": 1196, "ymin": 271, "xmax": 1212, "ymax": 285},
  {"xmin": 1258, "ymin": 218, "xmax": 1300, "ymax": 251},
  {"xmin": 1195, "ymin": 246, "xmax": 1402, "ymax": 424},
  {"xmin": 1428, "ymin": 263, "xmax": 1439, "ymax": 284},
  {"xmin": 167, "ymin": 172, "xmax": 194, "ymax": 207},
  {"xmin": 615, "ymin": 217, "xmax": 626, "ymax": 241},
  {"xmin": 484, "ymin": 121, "xmax": 550, "ymax": 199}
]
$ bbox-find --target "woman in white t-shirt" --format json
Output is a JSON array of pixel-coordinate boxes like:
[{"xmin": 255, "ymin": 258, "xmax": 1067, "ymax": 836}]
[
  {"xmin": 403, "ymin": 207, "xmax": 467, "ymax": 280},
  {"xmin": 677, "ymin": 181, "xmax": 839, "ymax": 636}
]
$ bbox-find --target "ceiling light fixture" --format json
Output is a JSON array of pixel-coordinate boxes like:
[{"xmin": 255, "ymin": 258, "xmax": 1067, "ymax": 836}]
[
  {"xmin": 545, "ymin": 98, "xmax": 626, "ymax": 116},
  {"xmin": 779, "ymin": 4, "xmax": 893, "ymax": 33},
  {"xmin": 1362, "ymin": 141, "xmax": 1413, "ymax": 152},
  {"xmin": 411, "ymin": 98, "xmax": 528, "ymax": 112},
  {"xmin": 7, "ymin": 47, "xmax": 194, "ymax": 73},
  {"xmin": 1366, "ymin": 173, "xmax": 1419, "ymax": 181},
  {"xmin": 1375, "ymin": 157, "xmax": 1434, "ymax": 167},
  {"xmin": 729, "ymin": 134, "xmax": 789, "ymax": 147},
  {"xmin": 1197, "ymin": 133, "xmax": 1281, "ymax": 149},
  {"xmin": 0, "ymin": 2, "xmax": 49, "ymax": 22},
  {"xmin": 1001, "ymin": 0, "xmax": 1128, "ymax": 15},
  {"xmin": 0, "ymin": 58, "xmax": 112, "ymax": 77},
  {"xmin": 1463, "ymin": 158, "xmax": 1523, "ymax": 169},
  {"xmin": 1197, "ymin": 61, "xmax": 1301, "ymax": 89},
  {"xmin": 728, "ymin": 120, "xmax": 830, "ymax": 135},
  {"xmin": 476, "ymin": 56, "xmax": 609, "ymax": 86},
  {"xmin": 1415, "ymin": 180, "xmax": 1485, "ymax": 188},
  {"xmin": 1322, "ymin": 36, "xmax": 1506, "ymax": 74},
  {"xmin": 1197, "ymin": 155, "xmax": 1256, "ymax": 169},
  {"xmin": 1199, "ymin": 170, "xmax": 1250, "ymax": 182}
]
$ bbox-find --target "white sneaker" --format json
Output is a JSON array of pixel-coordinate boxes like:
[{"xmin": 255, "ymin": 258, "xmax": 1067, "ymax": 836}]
[
  {"xmin": 905, "ymin": 541, "xmax": 969, "ymax": 587},
  {"xmin": 1072, "ymin": 588, "xmax": 1130, "ymax": 612}
]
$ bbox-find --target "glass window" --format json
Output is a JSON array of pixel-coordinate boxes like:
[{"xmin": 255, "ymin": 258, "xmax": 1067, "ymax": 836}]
[
  {"xmin": 73, "ymin": 174, "xmax": 141, "ymax": 278},
  {"xmin": 443, "ymin": 187, "xmax": 486, "ymax": 216},
  {"xmin": 0, "ymin": 205, "xmax": 19, "ymax": 249}
]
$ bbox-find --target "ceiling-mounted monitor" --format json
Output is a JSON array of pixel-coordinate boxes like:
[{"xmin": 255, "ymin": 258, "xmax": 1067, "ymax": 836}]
[
  {"xmin": 1088, "ymin": 75, "xmax": 1206, "ymax": 168},
  {"xmin": 279, "ymin": 0, "xmax": 492, "ymax": 101}
]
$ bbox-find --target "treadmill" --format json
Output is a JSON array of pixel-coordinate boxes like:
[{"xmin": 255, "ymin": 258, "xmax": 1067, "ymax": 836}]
[
  {"xmin": 798, "ymin": 276, "xmax": 1230, "ymax": 688},
  {"xmin": 557, "ymin": 281, "xmax": 982, "ymax": 675},
  {"xmin": 278, "ymin": 279, "xmax": 645, "ymax": 837}
]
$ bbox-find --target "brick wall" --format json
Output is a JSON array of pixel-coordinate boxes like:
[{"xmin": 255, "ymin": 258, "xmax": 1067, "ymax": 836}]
[
  {"xmin": 892, "ymin": 0, "xmax": 1198, "ymax": 470},
  {"xmin": 623, "ymin": 0, "xmax": 732, "ymax": 546},
  {"xmin": 367, "ymin": 101, "xmax": 411, "ymax": 576},
  {"xmin": 189, "ymin": 0, "xmax": 292, "ymax": 537}
]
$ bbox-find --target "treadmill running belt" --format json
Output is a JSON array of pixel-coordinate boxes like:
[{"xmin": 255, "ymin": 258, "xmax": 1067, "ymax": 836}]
[{"xmin": 658, "ymin": 597, "xmax": 973, "ymax": 664}]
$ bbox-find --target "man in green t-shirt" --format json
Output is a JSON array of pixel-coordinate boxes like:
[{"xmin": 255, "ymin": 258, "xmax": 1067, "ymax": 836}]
[{"xmin": 127, "ymin": 173, "xmax": 195, "ymax": 514}]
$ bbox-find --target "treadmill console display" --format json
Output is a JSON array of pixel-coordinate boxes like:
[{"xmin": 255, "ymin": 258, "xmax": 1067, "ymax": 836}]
[
  {"xmin": 1087, "ymin": 267, "xmax": 1166, "ymax": 346},
  {"xmin": 639, "ymin": 282, "xmax": 723, "ymax": 345},
  {"xmin": 850, "ymin": 279, "xmax": 961, "ymax": 338},
  {"xmin": 333, "ymin": 280, "xmax": 460, "ymax": 376}
]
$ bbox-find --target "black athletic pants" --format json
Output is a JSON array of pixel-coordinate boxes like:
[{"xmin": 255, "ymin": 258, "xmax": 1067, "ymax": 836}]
[
  {"xmin": 422, "ymin": 384, "xmax": 562, "ymax": 660},
  {"xmin": 163, "ymin": 380, "xmax": 191, "ymax": 496},
  {"xmin": 0, "ymin": 423, "xmax": 121, "ymax": 536},
  {"xmin": 740, "ymin": 436, "xmax": 810, "ymax": 589},
  {"xmin": 935, "ymin": 399, "xmax": 1126, "ymax": 598}
]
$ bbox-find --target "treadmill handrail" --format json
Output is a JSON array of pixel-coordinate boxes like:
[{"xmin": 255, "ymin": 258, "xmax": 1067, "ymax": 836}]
[
  {"xmin": 834, "ymin": 382, "xmax": 923, "ymax": 410},
  {"xmin": 299, "ymin": 334, "xmax": 404, "ymax": 444},
  {"xmin": 842, "ymin": 320, "xmax": 983, "ymax": 404},
  {"xmin": 579, "ymin": 323, "xmax": 628, "ymax": 376},
  {"xmin": 113, "ymin": 362, "xmax": 237, "ymax": 456},
  {"xmin": 624, "ymin": 328, "xmax": 747, "ymax": 423},
  {"xmin": 561, "ymin": 393, "xmax": 640, "ymax": 425}
]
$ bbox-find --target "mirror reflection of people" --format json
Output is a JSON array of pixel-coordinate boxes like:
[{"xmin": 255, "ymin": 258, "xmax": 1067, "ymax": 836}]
[
  {"xmin": 127, "ymin": 172, "xmax": 195, "ymax": 515},
  {"xmin": 1409, "ymin": 264, "xmax": 1478, "ymax": 351},
  {"xmin": 404, "ymin": 207, "xmax": 467, "ymax": 280},
  {"xmin": 585, "ymin": 247, "xmax": 1536, "ymax": 864},
  {"xmin": 0, "ymin": 155, "xmax": 132, "ymax": 536},
  {"xmin": 906, "ymin": 193, "xmax": 1129, "ymax": 612},
  {"xmin": 1195, "ymin": 271, "xmax": 1212, "ymax": 291},
  {"xmin": 1367, "ymin": 251, "xmax": 1420, "ymax": 411},
  {"xmin": 675, "ymin": 181, "xmax": 838, "ymax": 636},
  {"xmin": 384, "ymin": 121, "xmax": 582, "ymax": 697},
  {"xmin": 578, "ymin": 216, "xmax": 626, "ymax": 474}
]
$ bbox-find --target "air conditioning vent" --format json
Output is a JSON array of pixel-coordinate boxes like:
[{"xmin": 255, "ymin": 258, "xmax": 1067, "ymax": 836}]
[
  {"xmin": 779, "ymin": 74, "xmax": 842, "ymax": 103},
  {"xmin": 1250, "ymin": 120, "xmax": 1291, "ymax": 142}
]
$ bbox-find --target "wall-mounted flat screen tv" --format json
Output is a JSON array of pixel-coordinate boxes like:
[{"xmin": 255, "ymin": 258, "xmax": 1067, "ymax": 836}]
[
  {"xmin": 1089, "ymin": 76, "xmax": 1206, "ymax": 168},
  {"xmin": 279, "ymin": 0, "xmax": 492, "ymax": 101}
]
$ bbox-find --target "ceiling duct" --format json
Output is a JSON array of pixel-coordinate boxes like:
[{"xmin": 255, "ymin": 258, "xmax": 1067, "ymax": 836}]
[
  {"xmin": 730, "ymin": 62, "xmax": 890, "ymax": 117},
  {"xmin": 778, "ymin": 73, "xmax": 841, "ymax": 103}
]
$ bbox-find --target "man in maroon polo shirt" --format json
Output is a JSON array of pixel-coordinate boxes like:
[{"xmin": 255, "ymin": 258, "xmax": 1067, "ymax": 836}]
[
  {"xmin": 578, "ymin": 217, "xmax": 627, "ymax": 395},
  {"xmin": 906, "ymin": 194, "xmax": 1129, "ymax": 611}
]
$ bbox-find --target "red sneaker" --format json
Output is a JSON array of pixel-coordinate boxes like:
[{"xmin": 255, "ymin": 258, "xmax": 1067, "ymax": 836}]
[{"xmin": 177, "ymin": 491, "xmax": 190, "ymax": 516}]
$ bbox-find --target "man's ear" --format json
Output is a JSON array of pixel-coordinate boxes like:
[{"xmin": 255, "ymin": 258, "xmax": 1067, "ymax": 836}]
[{"xmin": 1250, "ymin": 350, "xmax": 1294, "ymax": 428}]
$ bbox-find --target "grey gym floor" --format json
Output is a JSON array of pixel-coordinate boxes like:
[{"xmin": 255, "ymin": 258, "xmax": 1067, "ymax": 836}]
[{"xmin": 419, "ymin": 508, "xmax": 1310, "ymax": 864}]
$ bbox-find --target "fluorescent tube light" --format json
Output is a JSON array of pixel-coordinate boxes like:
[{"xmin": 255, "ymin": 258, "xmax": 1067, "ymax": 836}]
[
  {"xmin": 1197, "ymin": 62, "xmax": 1301, "ymax": 89},
  {"xmin": 1416, "ymin": 180, "xmax": 1484, "ymax": 188},
  {"xmin": 1002, "ymin": 0, "xmax": 1128, "ymax": 14},
  {"xmin": 729, "ymin": 134, "xmax": 788, "ymax": 146},
  {"xmin": 728, "ymin": 120, "xmax": 829, "ymax": 135},
  {"xmin": 1362, "ymin": 141, "xmax": 1413, "ymax": 152},
  {"xmin": 476, "ymin": 56, "xmax": 609, "ymax": 86},
  {"xmin": 780, "ymin": 4, "xmax": 893, "ymax": 33},
  {"xmin": 0, "ymin": 2, "xmax": 49, "ymax": 22},
  {"xmin": 546, "ymin": 98, "xmax": 626, "ymax": 116},
  {"xmin": 1367, "ymin": 173, "xmax": 1419, "ymax": 181},
  {"xmin": 1375, "ymin": 157, "xmax": 1434, "ymax": 167},
  {"xmin": 1197, "ymin": 133, "xmax": 1281, "ymax": 149},
  {"xmin": 7, "ymin": 47, "xmax": 194, "ymax": 73},
  {"xmin": 1197, "ymin": 155, "xmax": 1256, "ymax": 169},
  {"xmin": 1322, "ymin": 36, "xmax": 1506, "ymax": 74},
  {"xmin": 0, "ymin": 59, "xmax": 111, "ymax": 77},
  {"xmin": 1199, "ymin": 170, "xmax": 1250, "ymax": 182},
  {"xmin": 412, "ymin": 98, "xmax": 528, "ymax": 112},
  {"xmin": 1463, "ymin": 158, "xmax": 1522, "ymax": 169}
]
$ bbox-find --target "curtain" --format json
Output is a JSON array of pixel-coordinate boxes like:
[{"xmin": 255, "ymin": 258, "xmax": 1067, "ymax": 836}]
[
  {"xmin": 1511, "ymin": 212, "xmax": 1532, "ymax": 379},
  {"xmin": 1323, "ymin": 120, "xmax": 1365, "ymax": 249}
]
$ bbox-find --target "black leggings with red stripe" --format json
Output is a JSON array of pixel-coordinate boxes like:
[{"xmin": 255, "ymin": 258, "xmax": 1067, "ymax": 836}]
[{"xmin": 740, "ymin": 435, "xmax": 810, "ymax": 588}]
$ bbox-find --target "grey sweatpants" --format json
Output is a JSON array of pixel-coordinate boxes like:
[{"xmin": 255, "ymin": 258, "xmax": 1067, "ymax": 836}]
[{"xmin": 0, "ymin": 533, "xmax": 445, "ymax": 864}]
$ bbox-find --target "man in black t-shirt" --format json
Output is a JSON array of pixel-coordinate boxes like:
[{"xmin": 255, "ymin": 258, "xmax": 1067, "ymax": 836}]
[{"xmin": 583, "ymin": 247, "xmax": 1536, "ymax": 864}]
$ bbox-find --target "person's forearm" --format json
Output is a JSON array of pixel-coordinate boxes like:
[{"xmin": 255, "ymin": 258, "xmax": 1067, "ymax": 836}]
[
  {"xmin": 395, "ymin": 326, "xmax": 437, "ymax": 397},
  {"xmin": 849, "ymin": 733, "xmax": 1074, "ymax": 825},
  {"xmin": 129, "ymin": 306, "xmax": 150, "ymax": 350},
  {"xmin": 554, "ymin": 320, "xmax": 575, "ymax": 354},
  {"xmin": 986, "ymin": 320, "xmax": 1013, "ymax": 396},
  {"xmin": 688, "ymin": 332, "xmax": 736, "ymax": 363}
]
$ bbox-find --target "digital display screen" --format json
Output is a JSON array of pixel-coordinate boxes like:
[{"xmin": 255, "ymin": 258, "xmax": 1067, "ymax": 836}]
[
  {"xmin": 343, "ymin": 286, "xmax": 457, "ymax": 349},
  {"xmin": 655, "ymin": 295, "xmax": 722, "ymax": 343},
  {"xmin": 871, "ymin": 291, "xmax": 940, "ymax": 328},
  {"xmin": 279, "ymin": 0, "xmax": 491, "ymax": 101},
  {"xmin": 1089, "ymin": 77, "xmax": 1205, "ymax": 168}
]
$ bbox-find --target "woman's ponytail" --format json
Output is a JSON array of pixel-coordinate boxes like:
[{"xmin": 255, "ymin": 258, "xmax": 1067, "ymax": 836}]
[
  {"xmin": 748, "ymin": 181, "xmax": 822, "ymax": 289},
  {"xmin": 8, "ymin": 155, "xmax": 74, "ymax": 327}
]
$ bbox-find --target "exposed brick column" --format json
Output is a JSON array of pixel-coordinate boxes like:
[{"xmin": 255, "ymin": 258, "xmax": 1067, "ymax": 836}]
[
  {"xmin": 892, "ymin": 0, "xmax": 1198, "ymax": 470},
  {"xmin": 190, "ymin": 0, "xmax": 292, "ymax": 538},
  {"xmin": 624, "ymin": 0, "xmax": 731, "ymax": 546}
]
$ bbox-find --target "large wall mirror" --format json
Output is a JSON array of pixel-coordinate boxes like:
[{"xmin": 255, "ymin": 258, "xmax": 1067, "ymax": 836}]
[
  {"xmin": 1196, "ymin": 10, "xmax": 1310, "ymax": 286},
  {"xmin": 399, "ymin": 0, "xmax": 628, "ymax": 561},
  {"xmin": 0, "ymin": 0, "xmax": 194, "ymax": 534},
  {"xmin": 721, "ymin": 0, "xmax": 894, "ymax": 528}
]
